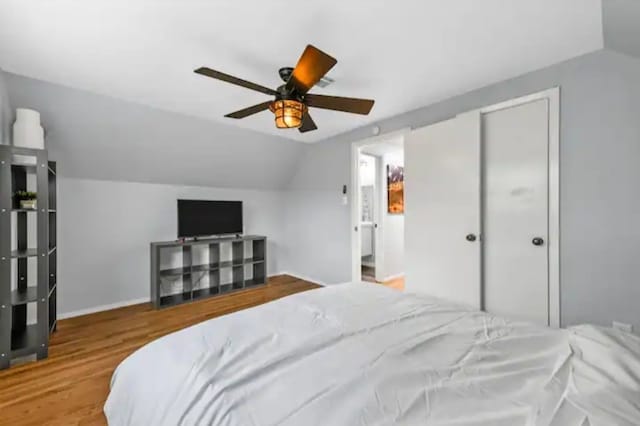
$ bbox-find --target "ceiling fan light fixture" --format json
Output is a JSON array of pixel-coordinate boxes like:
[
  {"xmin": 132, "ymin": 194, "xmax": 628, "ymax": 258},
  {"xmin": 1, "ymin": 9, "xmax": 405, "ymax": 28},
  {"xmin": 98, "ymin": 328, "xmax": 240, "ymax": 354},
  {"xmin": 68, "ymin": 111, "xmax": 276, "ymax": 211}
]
[
  {"xmin": 195, "ymin": 44, "xmax": 374, "ymax": 133},
  {"xmin": 269, "ymin": 99, "xmax": 306, "ymax": 129}
]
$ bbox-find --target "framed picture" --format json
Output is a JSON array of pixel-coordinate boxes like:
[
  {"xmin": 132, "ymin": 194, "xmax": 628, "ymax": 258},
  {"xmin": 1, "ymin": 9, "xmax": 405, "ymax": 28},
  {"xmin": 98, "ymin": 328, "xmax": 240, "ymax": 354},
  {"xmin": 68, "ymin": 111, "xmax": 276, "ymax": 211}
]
[{"xmin": 387, "ymin": 164, "xmax": 404, "ymax": 214}]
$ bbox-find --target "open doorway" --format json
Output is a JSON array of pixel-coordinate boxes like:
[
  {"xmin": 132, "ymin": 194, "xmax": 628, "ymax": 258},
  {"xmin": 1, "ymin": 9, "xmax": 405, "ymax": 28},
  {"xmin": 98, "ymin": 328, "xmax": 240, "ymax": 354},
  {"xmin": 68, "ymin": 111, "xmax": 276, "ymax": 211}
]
[
  {"xmin": 352, "ymin": 132, "xmax": 405, "ymax": 291},
  {"xmin": 358, "ymin": 153, "xmax": 377, "ymax": 281}
]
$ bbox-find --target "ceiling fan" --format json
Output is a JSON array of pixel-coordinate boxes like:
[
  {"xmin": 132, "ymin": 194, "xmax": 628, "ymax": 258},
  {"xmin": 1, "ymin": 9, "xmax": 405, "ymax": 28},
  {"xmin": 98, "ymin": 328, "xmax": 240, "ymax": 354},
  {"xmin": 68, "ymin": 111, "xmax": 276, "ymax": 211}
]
[{"xmin": 194, "ymin": 45, "xmax": 375, "ymax": 133}]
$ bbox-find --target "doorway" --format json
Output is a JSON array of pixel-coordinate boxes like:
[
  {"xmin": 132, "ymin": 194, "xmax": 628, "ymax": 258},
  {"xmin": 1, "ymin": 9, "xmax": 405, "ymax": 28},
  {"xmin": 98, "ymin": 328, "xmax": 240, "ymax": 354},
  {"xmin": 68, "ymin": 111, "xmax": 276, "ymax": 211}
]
[
  {"xmin": 351, "ymin": 132, "xmax": 406, "ymax": 290},
  {"xmin": 358, "ymin": 153, "xmax": 377, "ymax": 281}
]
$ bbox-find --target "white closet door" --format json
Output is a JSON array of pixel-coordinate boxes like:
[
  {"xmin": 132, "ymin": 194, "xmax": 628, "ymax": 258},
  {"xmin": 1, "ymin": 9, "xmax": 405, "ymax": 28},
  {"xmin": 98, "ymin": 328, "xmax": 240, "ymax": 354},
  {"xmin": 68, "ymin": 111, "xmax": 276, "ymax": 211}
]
[
  {"xmin": 482, "ymin": 100, "xmax": 549, "ymax": 325},
  {"xmin": 405, "ymin": 111, "xmax": 481, "ymax": 308}
]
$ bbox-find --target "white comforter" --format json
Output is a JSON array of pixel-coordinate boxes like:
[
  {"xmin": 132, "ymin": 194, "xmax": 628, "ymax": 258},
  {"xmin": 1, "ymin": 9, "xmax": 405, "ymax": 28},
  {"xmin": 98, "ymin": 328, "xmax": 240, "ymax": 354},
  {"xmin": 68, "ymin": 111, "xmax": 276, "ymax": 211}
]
[{"xmin": 104, "ymin": 283, "xmax": 640, "ymax": 426}]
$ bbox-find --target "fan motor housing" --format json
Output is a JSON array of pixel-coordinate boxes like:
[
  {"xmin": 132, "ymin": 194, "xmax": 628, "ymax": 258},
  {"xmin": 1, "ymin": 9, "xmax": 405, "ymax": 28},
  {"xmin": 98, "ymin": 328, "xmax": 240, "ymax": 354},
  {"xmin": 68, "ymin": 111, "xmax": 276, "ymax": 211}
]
[
  {"xmin": 278, "ymin": 67, "xmax": 294, "ymax": 82},
  {"xmin": 277, "ymin": 67, "xmax": 305, "ymax": 101}
]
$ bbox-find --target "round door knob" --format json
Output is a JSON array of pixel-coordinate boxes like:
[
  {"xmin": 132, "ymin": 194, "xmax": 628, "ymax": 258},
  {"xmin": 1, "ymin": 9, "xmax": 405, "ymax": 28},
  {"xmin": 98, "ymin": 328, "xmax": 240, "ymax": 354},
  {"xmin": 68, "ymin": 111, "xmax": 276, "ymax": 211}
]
[
  {"xmin": 466, "ymin": 234, "xmax": 477, "ymax": 242},
  {"xmin": 532, "ymin": 237, "xmax": 544, "ymax": 246}
]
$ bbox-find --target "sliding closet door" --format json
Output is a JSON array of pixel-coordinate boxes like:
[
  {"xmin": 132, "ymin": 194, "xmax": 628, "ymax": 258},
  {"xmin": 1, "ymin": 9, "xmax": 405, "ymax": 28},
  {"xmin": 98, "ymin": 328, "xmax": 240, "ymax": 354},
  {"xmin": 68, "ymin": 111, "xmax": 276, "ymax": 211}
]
[
  {"xmin": 482, "ymin": 100, "xmax": 549, "ymax": 325},
  {"xmin": 405, "ymin": 111, "xmax": 481, "ymax": 308}
]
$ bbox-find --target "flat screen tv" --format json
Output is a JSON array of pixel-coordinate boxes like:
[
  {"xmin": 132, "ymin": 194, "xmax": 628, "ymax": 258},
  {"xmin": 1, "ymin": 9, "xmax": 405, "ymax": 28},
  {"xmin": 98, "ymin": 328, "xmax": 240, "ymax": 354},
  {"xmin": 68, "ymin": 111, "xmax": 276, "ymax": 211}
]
[{"xmin": 177, "ymin": 200, "xmax": 243, "ymax": 238}]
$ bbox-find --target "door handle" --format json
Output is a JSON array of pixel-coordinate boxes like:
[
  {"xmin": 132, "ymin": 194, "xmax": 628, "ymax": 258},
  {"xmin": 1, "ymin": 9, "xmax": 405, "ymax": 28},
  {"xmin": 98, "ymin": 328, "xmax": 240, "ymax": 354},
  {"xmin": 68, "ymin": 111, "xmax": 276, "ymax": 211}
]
[
  {"xmin": 532, "ymin": 237, "xmax": 544, "ymax": 246},
  {"xmin": 354, "ymin": 226, "xmax": 358, "ymax": 232},
  {"xmin": 466, "ymin": 234, "xmax": 477, "ymax": 242}
]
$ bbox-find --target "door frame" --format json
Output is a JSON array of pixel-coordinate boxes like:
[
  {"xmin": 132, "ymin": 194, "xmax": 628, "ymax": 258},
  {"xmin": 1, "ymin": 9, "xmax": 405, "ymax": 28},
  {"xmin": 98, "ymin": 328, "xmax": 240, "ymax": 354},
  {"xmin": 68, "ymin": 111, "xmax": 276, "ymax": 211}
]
[
  {"xmin": 357, "ymin": 152, "xmax": 379, "ymax": 274},
  {"xmin": 478, "ymin": 87, "xmax": 560, "ymax": 327},
  {"xmin": 351, "ymin": 128, "xmax": 409, "ymax": 282}
]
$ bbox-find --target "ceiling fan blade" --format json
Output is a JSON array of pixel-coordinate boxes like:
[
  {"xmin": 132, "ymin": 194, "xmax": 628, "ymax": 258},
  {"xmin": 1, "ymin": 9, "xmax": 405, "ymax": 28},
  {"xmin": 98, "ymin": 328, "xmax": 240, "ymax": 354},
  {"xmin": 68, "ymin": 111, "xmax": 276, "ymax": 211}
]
[
  {"xmin": 194, "ymin": 67, "xmax": 278, "ymax": 96},
  {"xmin": 225, "ymin": 101, "xmax": 273, "ymax": 119},
  {"xmin": 305, "ymin": 94, "xmax": 375, "ymax": 115},
  {"xmin": 298, "ymin": 112, "xmax": 318, "ymax": 133},
  {"xmin": 286, "ymin": 45, "xmax": 337, "ymax": 94}
]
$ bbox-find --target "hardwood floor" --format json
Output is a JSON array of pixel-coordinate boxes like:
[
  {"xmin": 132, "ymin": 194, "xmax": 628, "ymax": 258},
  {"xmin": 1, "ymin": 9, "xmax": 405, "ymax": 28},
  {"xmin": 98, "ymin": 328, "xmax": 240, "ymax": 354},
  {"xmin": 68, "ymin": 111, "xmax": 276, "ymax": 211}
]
[
  {"xmin": 381, "ymin": 276, "xmax": 404, "ymax": 291},
  {"xmin": 362, "ymin": 272, "xmax": 405, "ymax": 291},
  {"xmin": 361, "ymin": 265, "xmax": 405, "ymax": 291},
  {"xmin": 0, "ymin": 275, "xmax": 319, "ymax": 426}
]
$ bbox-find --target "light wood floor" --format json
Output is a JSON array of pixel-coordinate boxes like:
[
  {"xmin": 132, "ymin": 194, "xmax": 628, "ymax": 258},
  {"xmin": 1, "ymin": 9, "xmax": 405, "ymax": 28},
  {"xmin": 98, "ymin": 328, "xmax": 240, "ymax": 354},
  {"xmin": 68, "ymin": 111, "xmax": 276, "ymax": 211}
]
[
  {"xmin": 0, "ymin": 275, "xmax": 319, "ymax": 426},
  {"xmin": 362, "ymin": 268, "xmax": 405, "ymax": 291},
  {"xmin": 381, "ymin": 276, "xmax": 405, "ymax": 291}
]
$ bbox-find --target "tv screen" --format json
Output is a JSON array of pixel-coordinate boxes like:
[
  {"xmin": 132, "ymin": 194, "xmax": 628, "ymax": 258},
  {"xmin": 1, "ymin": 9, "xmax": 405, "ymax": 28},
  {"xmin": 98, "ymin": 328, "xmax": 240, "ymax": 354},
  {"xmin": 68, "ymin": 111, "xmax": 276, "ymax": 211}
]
[{"xmin": 177, "ymin": 200, "xmax": 243, "ymax": 238}]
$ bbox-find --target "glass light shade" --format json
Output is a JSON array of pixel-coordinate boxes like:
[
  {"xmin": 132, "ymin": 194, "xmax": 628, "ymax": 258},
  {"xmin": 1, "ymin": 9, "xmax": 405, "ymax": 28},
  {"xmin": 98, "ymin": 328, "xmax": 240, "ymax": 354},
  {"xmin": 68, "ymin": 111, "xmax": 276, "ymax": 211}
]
[{"xmin": 269, "ymin": 100, "xmax": 306, "ymax": 129}]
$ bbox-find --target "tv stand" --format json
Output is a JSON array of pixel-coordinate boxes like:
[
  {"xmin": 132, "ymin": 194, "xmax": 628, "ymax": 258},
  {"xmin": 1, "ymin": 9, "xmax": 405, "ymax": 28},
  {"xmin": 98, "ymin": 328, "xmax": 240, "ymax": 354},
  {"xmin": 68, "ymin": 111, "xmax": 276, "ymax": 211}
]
[
  {"xmin": 185, "ymin": 234, "xmax": 242, "ymax": 242},
  {"xmin": 150, "ymin": 235, "xmax": 267, "ymax": 309}
]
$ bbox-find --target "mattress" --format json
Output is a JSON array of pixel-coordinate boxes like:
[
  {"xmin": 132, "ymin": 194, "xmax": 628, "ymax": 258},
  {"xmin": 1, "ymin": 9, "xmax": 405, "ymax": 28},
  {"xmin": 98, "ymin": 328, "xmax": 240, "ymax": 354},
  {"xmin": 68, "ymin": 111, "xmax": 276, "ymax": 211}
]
[{"xmin": 104, "ymin": 283, "xmax": 640, "ymax": 425}]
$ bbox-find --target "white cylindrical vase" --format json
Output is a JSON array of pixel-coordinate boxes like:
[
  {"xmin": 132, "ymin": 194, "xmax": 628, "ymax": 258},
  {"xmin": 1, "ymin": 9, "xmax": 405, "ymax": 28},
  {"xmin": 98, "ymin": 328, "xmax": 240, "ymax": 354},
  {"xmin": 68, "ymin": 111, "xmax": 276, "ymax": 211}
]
[{"xmin": 12, "ymin": 108, "xmax": 45, "ymax": 165}]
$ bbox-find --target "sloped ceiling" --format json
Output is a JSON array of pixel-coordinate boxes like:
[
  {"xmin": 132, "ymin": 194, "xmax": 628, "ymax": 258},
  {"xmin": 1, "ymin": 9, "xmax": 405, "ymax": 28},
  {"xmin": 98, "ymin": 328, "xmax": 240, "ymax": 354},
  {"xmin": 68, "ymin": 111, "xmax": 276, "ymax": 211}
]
[
  {"xmin": 603, "ymin": 0, "xmax": 640, "ymax": 59},
  {"xmin": 0, "ymin": 0, "xmax": 603, "ymax": 143},
  {"xmin": 4, "ymin": 72, "xmax": 304, "ymax": 190}
]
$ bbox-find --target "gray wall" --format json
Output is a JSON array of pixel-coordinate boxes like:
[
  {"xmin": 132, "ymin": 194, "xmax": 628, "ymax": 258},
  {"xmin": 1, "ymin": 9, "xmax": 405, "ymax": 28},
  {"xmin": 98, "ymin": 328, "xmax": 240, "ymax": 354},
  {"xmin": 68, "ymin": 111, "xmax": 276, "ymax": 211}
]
[
  {"xmin": 283, "ymin": 141, "xmax": 352, "ymax": 284},
  {"xmin": 5, "ymin": 48, "xmax": 640, "ymax": 331},
  {"xmin": 0, "ymin": 69, "xmax": 11, "ymax": 144},
  {"xmin": 4, "ymin": 73, "xmax": 304, "ymax": 190},
  {"xmin": 2, "ymin": 74, "xmax": 296, "ymax": 316},
  {"xmin": 57, "ymin": 177, "xmax": 286, "ymax": 316},
  {"xmin": 283, "ymin": 49, "xmax": 640, "ymax": 332}
]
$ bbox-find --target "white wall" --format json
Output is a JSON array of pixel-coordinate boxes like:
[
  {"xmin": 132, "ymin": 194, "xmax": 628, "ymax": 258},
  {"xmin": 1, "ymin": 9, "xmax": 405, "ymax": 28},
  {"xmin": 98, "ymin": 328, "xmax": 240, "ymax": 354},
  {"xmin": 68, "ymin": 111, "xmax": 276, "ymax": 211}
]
[
  {"xmin": 57, "ymin": 177, "xmax": 285, "ymax": 316},
  {"xmin": 380, "ymin": 150, "xmax": 404, "ymax": 280},
  {"xmin": 359, "ymin": 154, "xmax": 376, "ymax": 187}
]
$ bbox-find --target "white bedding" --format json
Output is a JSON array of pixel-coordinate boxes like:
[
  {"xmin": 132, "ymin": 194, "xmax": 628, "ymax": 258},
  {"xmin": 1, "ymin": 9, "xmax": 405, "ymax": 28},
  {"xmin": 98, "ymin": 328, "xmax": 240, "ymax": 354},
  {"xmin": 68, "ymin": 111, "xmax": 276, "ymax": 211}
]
[{"xmin": 104, "ymin": 283, "xmax": 640, "ymax": 425}]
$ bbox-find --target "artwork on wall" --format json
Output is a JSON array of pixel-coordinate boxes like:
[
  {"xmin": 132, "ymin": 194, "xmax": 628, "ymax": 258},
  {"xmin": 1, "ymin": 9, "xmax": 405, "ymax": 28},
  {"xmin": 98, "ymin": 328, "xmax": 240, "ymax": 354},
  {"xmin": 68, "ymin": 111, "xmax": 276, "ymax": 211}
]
[{"xmin": 387, "ymin": 164, "xmax": 404, "ymax": 214}]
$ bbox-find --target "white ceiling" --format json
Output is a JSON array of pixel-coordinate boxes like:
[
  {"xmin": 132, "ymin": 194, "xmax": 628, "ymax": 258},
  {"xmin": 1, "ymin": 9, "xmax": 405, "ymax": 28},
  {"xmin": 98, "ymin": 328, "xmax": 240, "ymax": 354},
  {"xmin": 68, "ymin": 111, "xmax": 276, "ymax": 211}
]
[
  {"xmin": 0, "ymin": 0, "xmax": 603, "ymax": 143},
  {"xmin": 603, "ymin": 0, "xmax": 640, "ymax": 59},
  {"xmin": 361, "ymin": 136, "xmax": 404, "ymax": 157}
]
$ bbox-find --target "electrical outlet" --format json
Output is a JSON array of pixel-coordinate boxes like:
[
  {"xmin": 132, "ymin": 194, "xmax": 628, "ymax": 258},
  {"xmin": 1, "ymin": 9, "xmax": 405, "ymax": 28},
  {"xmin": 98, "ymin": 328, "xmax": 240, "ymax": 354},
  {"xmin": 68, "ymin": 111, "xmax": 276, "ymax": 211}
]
[{"xmin": 612, "ymin": 321, "xmax": 633, "ymax": 333}]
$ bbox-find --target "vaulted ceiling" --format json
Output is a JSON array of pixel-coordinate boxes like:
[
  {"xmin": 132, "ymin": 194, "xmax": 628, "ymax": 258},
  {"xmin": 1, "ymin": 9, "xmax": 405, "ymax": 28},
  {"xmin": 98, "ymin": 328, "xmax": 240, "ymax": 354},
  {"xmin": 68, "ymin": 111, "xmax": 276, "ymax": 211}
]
[{"xmin": 0, "ymin": 0, "xmax": 604, "ymax": 143}]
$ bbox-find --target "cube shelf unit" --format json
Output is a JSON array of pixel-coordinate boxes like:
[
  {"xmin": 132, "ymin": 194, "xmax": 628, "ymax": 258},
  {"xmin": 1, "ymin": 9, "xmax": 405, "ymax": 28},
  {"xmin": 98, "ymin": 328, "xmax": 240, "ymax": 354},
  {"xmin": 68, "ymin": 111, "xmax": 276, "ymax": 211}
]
[
  {"xmin": 0, "ymin": 145, "xmax": 57, "ymax": 370},
  {"xmin": 150, "ymin": 235, "xmax": 267, "ymax": 308}
]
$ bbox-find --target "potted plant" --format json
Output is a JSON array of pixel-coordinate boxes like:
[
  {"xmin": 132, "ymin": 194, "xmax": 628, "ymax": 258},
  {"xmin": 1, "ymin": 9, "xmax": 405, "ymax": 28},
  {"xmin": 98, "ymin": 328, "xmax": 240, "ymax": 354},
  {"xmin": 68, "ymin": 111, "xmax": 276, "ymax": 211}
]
[{"xmin": 15, "ymin": 191, "xmax": 38, "ymax": 210}]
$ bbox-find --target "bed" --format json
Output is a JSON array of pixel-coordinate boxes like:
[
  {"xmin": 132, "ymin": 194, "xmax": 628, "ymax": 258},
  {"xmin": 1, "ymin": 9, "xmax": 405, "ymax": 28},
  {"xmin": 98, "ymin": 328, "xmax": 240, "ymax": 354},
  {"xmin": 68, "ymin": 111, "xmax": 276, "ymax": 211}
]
[{"xmin": 104, "ymin": 283, "xmax": 640, "ymax": 425}]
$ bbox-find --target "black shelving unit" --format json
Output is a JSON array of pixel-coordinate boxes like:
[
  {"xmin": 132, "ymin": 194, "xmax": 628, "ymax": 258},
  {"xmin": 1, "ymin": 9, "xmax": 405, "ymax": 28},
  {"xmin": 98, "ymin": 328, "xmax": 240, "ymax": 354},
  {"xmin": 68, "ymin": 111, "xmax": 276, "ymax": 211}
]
[
  {"xmin": 150, "ymin": 235, "xmax": 267, "ymax": 308},
  {"xmin": 0, "ymin": 145, "xmax": 57, "ymax": 370}
]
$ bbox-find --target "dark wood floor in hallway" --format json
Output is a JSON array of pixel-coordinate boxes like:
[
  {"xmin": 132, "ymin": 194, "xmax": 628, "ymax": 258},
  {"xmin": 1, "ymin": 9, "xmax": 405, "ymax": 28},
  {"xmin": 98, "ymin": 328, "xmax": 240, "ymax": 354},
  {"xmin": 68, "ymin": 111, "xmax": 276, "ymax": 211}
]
[{"xmin": 0, "ymin": 275, "xmax": 320, "ymax": 426}]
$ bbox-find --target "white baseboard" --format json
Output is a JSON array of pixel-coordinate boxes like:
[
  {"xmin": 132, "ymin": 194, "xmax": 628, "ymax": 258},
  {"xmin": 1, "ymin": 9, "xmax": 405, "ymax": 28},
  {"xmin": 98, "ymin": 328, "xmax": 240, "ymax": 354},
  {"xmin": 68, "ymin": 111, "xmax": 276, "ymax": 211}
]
[
  {"xmin": 274, "ymin": 271, "xmax": 354, "ymax": 288},
  {"xmin": 278, "ymin": 271, "xmax": 328, "ymax": 286},
  {"xmin": 58, "ymin": 297, "xmax": 150, "ymax": 320},
  {"xmin": 58, "ymin": 272, "xmax": 289, "ymax": 320}
]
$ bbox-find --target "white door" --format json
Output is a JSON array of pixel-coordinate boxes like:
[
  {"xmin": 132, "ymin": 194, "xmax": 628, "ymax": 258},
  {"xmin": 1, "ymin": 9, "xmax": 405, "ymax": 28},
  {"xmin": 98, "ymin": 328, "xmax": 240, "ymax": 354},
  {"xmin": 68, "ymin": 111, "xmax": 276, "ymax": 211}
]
[
  {"xmin": 405, "ymin": 111, "xmax": 482, "ymax": 308},
  {"xmin": 482, "ymin": 100, "xmax": 549, "ymax": 325}
]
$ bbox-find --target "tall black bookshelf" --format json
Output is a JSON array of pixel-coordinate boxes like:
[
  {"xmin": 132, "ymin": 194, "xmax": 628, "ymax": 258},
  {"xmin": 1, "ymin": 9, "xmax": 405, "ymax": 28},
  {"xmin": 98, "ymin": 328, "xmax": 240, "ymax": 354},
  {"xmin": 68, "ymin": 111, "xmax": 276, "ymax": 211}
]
[{"xmin": 0, "ymin": 145, "xmax": 57, "ymax": 369}]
